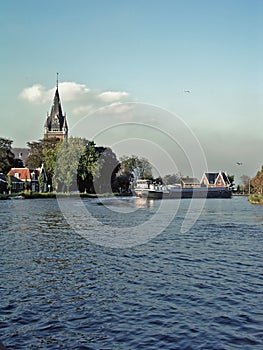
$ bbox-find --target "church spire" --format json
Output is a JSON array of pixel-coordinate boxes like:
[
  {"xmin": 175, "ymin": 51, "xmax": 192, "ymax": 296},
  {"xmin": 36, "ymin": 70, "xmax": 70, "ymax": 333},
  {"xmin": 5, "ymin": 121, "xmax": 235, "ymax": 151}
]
[{"xmin": 44, "ymin": 74, "xmax": 68, "ymax": 141}]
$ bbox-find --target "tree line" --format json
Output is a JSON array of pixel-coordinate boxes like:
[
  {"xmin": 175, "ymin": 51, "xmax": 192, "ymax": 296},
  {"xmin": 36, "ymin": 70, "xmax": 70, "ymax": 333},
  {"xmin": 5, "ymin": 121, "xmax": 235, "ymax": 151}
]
[
  {"xmin": 2, "ymin": 135, "xmax": 243, "ymax": 194},
  {"xmin": 0, "ymin": 136, "xmax": 158, "ymax": 194}
]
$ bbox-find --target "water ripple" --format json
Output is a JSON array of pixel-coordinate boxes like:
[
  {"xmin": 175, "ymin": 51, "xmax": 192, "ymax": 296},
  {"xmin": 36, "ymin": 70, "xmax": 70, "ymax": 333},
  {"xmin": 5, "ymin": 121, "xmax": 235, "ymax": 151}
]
[{"xmin": 0, "ymin": 197, "xmax": 263, "ymax": 349}]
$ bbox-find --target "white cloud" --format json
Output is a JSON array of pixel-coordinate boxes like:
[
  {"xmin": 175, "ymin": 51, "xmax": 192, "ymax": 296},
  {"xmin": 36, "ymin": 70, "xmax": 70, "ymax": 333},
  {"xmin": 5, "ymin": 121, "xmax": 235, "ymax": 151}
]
[
  {"xmin": 19, "ymin": 84, "xmax": 52, "ymax": 104},
  {"xmin": 19, "ymin": 82, "xmax": 131, "ymax": 120},
  {"xmin": 72, "ymin": 105, "xmax": 96, "ymax": 116},
  {"xmin": 100, "ymin": 102, "xmax": 134, "ymax": 115},
  {"xmin": 20, "ymin": 81, "xmax": 90, "ymax": 104},
  {"xmin": 58, "ymin": 82, "xmax": 90, "ymax": 101},
  {"xmin": 98, "ymin": 91, "xmax": 129, "ymax": 103},
  {"xmin": 20, "ymin": 82, "xmax": 129, "ymax": 106}
]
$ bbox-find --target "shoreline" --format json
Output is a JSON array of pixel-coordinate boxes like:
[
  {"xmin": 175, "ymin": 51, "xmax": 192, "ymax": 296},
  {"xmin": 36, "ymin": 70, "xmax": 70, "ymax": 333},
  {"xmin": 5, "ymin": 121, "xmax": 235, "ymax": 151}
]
[
  {"xmin": 0, "ymin": 192, "xmax": 132, "ymax": 200},
  {"xmin": 248, "ymin": 194, "xmax": 263, "ymax": 205}
]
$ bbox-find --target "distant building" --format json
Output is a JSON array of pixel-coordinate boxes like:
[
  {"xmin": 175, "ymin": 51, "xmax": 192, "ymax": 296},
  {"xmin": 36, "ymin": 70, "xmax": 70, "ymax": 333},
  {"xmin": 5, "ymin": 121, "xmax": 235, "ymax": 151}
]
[
  {"xmin": 0, "ymin": 173, "xmax": 24, "ymax": 193},
  {"xmin": 33, "ymin": 164, "xmax": 48, "ymax": 192},
  {"xmin": 7, "ymin": 165, "xmax": 48, "ymax": 193},
  {"xmin": 181, "ymin": 177, "xmax": 200, "ymax": 188},
  {"xmin": 201, "ymin": 171, "xmax": 231, "ymax": 188},
  {"xmin": 8, "ymin": 168, "xmax": 31, "ymax": 183},
  {"xmin": 44, "ymin": 77, "xmax": 68, "ymax": 141},
  {"xmin": 12, "ymin": 148, "xmax": 30, "ymax": 166}
]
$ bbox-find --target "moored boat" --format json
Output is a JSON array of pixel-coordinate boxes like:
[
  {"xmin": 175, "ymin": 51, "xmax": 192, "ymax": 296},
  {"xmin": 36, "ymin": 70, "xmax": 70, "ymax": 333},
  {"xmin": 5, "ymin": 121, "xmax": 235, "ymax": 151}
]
[
  {"xmin": 164, "ymin": 186, "xmax": 232, "ymax": 199},
  {"xmin": 132, "ymin": 179, "xmax": 232, "ymax": 199},
  {"xmin": 11, "ymin": 195, "xmax": 25, "ymax": 200},
  {"xmin": 132, "ymin": 179, "xmax": 167, "ymax": 199}
]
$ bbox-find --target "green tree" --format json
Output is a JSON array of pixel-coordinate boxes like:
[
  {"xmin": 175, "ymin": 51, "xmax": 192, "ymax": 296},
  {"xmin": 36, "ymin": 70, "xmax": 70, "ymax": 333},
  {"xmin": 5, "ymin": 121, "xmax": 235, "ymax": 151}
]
[
  {"xmin": 78, "ymin": 141, "xmax": 100, "ymax": 193},
  {"xmin": 55, "ymin": 137, "xmax": 86, "ymax": 193},
  {"xmin": 43, "ymin": 140, "xmax": 62, "ymax": 190},
  {"xmin": 26, "ymin": 140, "xmax": 44, "ymax": 169},
  {"xmin": 27, "ymin": 138, "xmax": 61, "ymax": 190},
  {"xmin": 119, "ymin": 155, "xmax": 152, "ymax": 180},
  {"xmin": 0, "ymin": 137, "xmax": 15, "ymax": 173},
  {"xmin": 93, "ymin": 147, "xmax": 120, "ymax": 194},
  {"xmin": 162, "ymin": 173, "xmax": 181, "ymax": 185},
  {"xmin": 112, "ymin": 173, "xmax": 130, "ymax": 193}
]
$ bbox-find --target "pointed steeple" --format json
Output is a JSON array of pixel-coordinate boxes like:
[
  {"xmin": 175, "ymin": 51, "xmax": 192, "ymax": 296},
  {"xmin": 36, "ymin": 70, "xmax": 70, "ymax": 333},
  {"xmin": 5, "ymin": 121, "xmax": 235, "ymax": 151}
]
[
  {"xmin": 50, "ymin": 86, "xmax": 63, "ymax": 120},
  {"xmin": 44, "ymin": 74, "xmax": 68, "ymax": 141}
]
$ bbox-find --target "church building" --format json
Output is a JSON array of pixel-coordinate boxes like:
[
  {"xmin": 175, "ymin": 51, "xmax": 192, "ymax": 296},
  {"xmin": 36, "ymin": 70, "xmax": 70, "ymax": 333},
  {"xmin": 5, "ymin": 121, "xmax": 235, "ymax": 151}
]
[{"xmin": 44, "ymin": 76, "xmax": 68, "ymax": 140}]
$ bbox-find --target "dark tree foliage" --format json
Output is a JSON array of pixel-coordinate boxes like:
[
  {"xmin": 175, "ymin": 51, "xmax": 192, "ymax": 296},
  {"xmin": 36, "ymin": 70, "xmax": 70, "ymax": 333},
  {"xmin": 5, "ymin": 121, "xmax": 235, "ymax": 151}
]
[
  {"xmin": 26, "ymin": 140, "xmax": 45, "ymax": 169},
  {"xmin": 17, "ymin": 135, "xmax": 141, "ymax": 194},
  {"xmin": 77, "ymin": 141, "xmax": 100, "ymax": 193},
  {"xmin": 119, "ymin": 155, "xmax": 152, "ymax": 180},
  {"xmin": 78, "ymin": 143, "xmax": 120, "ymax": 194},
  {"xmin": 112, "ymin": 174, "xmax": 130, "ymax": 193},
  {"xmin": 0, "ymin": 137, "xmax": 15, "ymax": 173},
  {"xmin": 162, "ymin": 173, "xmax": 181, "ymax": 185},
  {"xmin": 27, "ymin": 138, "xmax": 61, "ymax": 169},
  {"xmin": 94, "ymin": 147, "xmax": 120, "ymax": 194},
  {"xmin": 13, "ymin": 158, "xmax": 24, "ymax": 168},
  {"xmin": 227, "ymin": 174, "xmax": 235, "ymax": 188}
]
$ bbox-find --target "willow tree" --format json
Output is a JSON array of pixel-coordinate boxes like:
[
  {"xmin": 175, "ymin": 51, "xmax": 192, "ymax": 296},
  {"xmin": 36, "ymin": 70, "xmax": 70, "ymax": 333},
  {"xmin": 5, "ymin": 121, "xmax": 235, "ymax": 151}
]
[
  {"xmin": 55, "ymin": 137, "xmax": 86, "ymax": 193},
  {"xmin": 43, "ymin": 140, "xmax": 62, "ymax": 190}
]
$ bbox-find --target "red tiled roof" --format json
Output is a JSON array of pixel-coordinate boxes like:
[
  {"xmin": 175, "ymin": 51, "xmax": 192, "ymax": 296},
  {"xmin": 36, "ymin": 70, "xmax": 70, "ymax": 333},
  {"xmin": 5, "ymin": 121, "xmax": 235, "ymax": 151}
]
[{"xmin": 8, "ymin": 168, "xmax": 31, "ymax": 181}]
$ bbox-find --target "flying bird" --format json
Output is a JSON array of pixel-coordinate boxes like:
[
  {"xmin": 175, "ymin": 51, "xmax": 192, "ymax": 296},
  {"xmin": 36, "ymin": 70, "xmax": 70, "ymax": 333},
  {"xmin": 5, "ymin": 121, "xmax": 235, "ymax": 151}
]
[
  {"xmin": 236, "ymin": 162, "xmax": 243, "ymax": 165},
  {"xmin": 184, "ymin": 90, "xmax": 191, "ymax": 93}
]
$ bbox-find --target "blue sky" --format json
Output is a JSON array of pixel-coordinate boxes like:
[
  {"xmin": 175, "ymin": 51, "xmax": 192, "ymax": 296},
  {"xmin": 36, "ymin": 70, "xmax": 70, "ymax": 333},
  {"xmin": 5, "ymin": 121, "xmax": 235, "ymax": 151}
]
[{"xmin": 0, "ymin": 0, "xmax": 262, "ymax": 181}]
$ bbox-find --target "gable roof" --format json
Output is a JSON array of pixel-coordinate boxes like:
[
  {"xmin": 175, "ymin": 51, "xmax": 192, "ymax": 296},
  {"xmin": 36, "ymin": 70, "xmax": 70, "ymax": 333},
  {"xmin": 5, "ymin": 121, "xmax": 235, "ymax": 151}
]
[
  {"xmin": 0, "ymin": 173, "xmax": 24, "ymax": 184},
  {"xmin": 202, "ymin": 171, "xmax": 231, "ymax": 186},
  {"xmin": 8, "ymin": 168, "xmax": 31, "ymax": 181},
  {"xmin": 204, "ymin": 172, "xmax": 219, "ymax": 184},
  {"xmin": 0, "ymin": 173, "xmax": 7, "ymax": 183},
  {"xmin": 221, "ymin": 172, "xmax": 231, "ymax": 185}
]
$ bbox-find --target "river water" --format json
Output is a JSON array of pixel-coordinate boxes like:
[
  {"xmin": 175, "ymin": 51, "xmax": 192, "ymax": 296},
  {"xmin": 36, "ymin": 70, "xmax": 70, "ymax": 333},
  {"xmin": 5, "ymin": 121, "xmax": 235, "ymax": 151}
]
[{"xmin": 0, "ymin": 196, "xmax": 262, "ymax": 349}]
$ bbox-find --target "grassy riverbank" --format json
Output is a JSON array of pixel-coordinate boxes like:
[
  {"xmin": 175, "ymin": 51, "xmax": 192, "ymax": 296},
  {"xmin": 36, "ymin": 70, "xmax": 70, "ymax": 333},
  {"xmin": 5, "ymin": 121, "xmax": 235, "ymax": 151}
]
[
  {"xmin": 248, "ymin": 194, "xmax": 263, "ymax": 204},
  {"xmin": 1, "ymin": 192, "xmax": 132, "ymax": 199}
]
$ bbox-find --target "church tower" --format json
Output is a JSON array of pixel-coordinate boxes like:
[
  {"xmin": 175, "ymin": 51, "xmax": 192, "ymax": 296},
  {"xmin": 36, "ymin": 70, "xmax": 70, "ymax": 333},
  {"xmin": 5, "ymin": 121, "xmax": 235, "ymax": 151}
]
[{"xmin": 44, "ymin": 74, "xmax": 68, "ymax": 141}]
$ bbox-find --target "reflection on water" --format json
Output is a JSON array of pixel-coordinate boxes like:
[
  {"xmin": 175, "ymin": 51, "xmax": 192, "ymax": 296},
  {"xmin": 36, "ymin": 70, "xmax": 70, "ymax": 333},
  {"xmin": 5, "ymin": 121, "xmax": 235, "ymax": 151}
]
[
  {"xmin": 95, "ymin": 196, "xmax": 156, "ymax": 211},
  {"xmin": 0, "ymin": 197, "xmax": 263, "ymax": 349}
]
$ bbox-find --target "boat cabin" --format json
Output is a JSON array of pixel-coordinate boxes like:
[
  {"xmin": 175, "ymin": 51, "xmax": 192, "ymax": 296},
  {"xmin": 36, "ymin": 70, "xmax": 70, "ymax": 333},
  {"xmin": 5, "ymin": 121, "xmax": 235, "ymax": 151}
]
[
  {"xmin": 201, "ymin": 171, "xmax": 231, "ymax": 188},
  {"xmin": 181, "ymin": 177, "xmax": 200, "ymax": 188}
]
